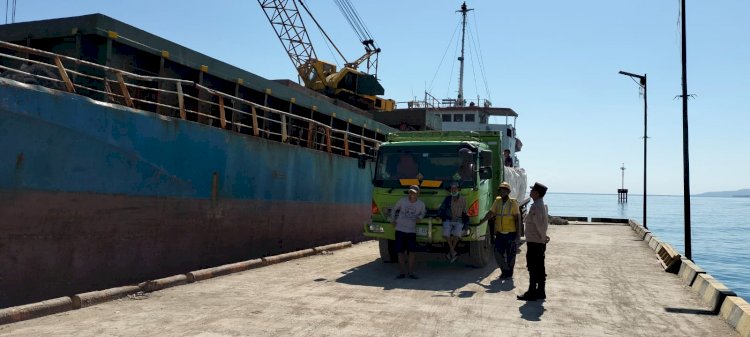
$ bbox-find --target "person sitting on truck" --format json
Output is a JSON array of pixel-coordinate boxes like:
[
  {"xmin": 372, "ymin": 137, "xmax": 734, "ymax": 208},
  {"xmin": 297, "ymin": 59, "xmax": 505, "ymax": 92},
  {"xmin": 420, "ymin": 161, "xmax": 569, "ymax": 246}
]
[
  {"xmin": 438, "ymin": 181, "xmax": 468, "ymax": 263},
  {"xmin": 390, "ymin": 185, "xmax": 426, "ymax": 279},
  {"xmin": 395, "ymin": 154, "xmax": 419, "ymax": 179},
  {"xmin": 503, "ymin": 149, "xmax": 513, "ymax": 167},
  {"xmin": 455, "ymin": 148, "xmax": 475, "ymax": 181},
  {"xmin": 478, "ymin": 181, "xmax": 522, "ymax": 279}
]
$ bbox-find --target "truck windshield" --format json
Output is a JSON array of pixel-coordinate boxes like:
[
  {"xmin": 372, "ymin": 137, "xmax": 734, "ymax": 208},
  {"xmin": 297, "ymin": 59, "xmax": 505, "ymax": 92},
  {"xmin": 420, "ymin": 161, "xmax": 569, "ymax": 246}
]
[{"xmin": 374, "ymin": 145, "xmax": 476, "ymax": 188}]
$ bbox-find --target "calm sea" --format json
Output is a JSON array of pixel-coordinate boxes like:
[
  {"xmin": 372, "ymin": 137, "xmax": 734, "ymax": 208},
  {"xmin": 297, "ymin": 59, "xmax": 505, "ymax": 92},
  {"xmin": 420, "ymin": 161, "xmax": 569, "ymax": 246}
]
[{"xmin": 545, "ymin": 193, "xmax": 750, "ymax": 301}]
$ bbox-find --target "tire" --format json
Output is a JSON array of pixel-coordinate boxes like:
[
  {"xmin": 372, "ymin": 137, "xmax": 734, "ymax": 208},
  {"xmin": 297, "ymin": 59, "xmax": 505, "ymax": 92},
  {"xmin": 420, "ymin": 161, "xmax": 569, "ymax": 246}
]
[
  {"xmin": 378, "ymin": 239, "xmax": 396, "ymax": 263},
  {"xmin": 468, "ymin": 226, "xmax": 492, "ymax": 267}
]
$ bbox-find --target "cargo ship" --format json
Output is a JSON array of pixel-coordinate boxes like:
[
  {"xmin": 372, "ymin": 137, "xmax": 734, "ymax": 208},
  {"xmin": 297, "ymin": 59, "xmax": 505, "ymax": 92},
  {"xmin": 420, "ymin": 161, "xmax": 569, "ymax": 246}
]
[{"xmin": 0, "ymin": 13, "xmax": 394, "ymax": 308}]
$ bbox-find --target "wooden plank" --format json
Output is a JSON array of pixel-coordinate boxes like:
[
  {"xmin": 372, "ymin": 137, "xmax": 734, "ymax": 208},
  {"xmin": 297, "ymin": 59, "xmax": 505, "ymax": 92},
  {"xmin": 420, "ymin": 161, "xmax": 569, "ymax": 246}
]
[
  {"xmin": 250, "ymin": 106, "xmax": 259, "ymax": 136},
  {"xmin": 281, "ymin": 115, "xmax": 287, "ymax": 143},
  {"xmin": 218, "ymin": 95, "xmax": 227, "ymax": 129},
  {"xmin": 53, "ymin": 56, "xmax": 76, "ymax": 93},
  {"xmin": 233, "ymin": 83, "xmax": 241, "ymax": 132},
  {"xmin": 307, "ymin": 122, "xmax": 315, "ymax": 149},
  {"xmin": 103, "ymin": 77, "xmax": 115, "ymax": 103},
  {"xmin": 176, "ymin": 82, "xmax": 186, "ymax": 120},
  {"xmin": 116, "ymin": 72, "xmax": 134, "ymax": 108},
  {"xmin": 325, "ymin": 127, "xmax": 331, "ymax": 153}
]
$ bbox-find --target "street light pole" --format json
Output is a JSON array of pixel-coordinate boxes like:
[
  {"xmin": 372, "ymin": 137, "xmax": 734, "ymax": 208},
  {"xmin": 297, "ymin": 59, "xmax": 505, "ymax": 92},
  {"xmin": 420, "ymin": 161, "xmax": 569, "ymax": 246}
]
[
  {"xmin": 618, "ymin": 70, "xmax": 648, "ymax": 229},
  {"xmin": 680, "ymin": 0, "xmax": 692, "ymax": 260}
]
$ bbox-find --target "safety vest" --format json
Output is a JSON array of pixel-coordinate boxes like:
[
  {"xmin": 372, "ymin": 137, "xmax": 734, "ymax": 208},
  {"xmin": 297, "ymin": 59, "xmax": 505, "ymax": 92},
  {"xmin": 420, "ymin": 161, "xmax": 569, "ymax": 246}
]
[{"xmin": 493, "ymin": 197, "xmax": 519, "ymax": 233}]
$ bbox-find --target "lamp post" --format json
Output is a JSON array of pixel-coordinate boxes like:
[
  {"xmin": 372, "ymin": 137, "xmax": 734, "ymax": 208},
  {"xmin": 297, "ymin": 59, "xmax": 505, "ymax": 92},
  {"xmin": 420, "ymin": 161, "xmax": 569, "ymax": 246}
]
[
  {"xmin": 618, "ymin": 70, "xmax": 647, "ymax": 229},
  {"xmin": 680, "ymin": 0, "xmax": 692, "ymax": 260}
]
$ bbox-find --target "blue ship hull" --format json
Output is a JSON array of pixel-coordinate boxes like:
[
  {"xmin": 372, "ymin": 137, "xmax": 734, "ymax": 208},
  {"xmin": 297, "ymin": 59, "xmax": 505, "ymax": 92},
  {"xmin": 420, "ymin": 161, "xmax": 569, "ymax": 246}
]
[{"xmin": 0, "ymin": 79, "xmax": 373, "ymax": 308}]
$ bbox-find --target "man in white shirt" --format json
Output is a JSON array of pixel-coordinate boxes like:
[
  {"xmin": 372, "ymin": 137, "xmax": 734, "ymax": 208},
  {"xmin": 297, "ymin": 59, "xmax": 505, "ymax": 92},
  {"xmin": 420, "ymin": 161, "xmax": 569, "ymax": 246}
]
[{"xmin": 390, "ymin": 185, "xmax": 426, "ymax": 279}]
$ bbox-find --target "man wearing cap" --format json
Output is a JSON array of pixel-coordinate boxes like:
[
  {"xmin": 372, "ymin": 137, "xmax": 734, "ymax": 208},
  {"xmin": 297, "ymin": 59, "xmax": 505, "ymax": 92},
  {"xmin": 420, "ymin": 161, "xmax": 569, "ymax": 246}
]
[
  {"xmin": 438, "ymin": 181, "xmax": 468, "ymax": 263},
  {"xmin": 518, "ymin": 182, "xmax": 549, "ymax": 301},
  {"xmin": 479, "ymin": 181, "xmax": 522, "ymax": 279},
  {"xmin": 390, "ymin": 185, "xmax": 426, "ymax": 279}
]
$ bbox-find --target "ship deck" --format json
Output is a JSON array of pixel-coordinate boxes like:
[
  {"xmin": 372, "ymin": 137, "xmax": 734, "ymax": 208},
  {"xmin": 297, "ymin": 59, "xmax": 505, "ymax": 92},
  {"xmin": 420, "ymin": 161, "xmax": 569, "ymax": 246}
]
[{"xmin": 0, "ymin": 223, "xmax": 739, "ymax": 336}]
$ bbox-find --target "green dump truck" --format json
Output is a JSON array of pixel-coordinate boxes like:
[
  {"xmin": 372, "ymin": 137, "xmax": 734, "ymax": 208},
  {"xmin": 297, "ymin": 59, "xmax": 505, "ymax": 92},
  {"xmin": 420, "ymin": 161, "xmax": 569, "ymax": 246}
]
[{"xmin": 364, "ymin": 130, "xmax": 525, "ymax": 267}]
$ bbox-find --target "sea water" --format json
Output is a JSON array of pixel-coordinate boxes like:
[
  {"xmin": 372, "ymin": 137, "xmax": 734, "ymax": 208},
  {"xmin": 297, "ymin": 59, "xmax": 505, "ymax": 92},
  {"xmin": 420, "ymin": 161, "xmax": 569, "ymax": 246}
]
[{"xmin": 545, "ymin": 193, "xmax": 750, "ymax": 301}]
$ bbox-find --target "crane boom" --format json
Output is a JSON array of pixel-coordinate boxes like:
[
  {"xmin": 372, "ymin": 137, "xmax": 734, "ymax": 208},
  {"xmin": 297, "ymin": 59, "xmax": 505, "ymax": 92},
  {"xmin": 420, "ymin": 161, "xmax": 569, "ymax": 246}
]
[
  {"xmin": 257, "ymin": 0, "xmax": 322, "ymax": 84},
  {"xmin": 257, "ymin": 0, "xmax": 394, "ymax": 111}
]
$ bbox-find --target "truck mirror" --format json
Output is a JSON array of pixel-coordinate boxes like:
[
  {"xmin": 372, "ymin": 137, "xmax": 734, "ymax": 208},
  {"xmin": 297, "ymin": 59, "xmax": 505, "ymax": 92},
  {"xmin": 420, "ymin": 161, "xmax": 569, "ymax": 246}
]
[
  {"xmin": 479, "ymin": 167, "xmax": 492, "ymax": 180},
  {"xmin": 479, "ymin": 150, "xmax": 493, "ymax": 167}
]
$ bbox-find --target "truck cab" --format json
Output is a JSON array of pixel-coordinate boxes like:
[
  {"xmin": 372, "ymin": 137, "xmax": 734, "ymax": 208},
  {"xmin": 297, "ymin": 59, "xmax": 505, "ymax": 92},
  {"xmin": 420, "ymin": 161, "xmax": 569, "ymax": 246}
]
[{"xmin": 364, "ymin": 131, "xmax": 504, "ymax": 267}]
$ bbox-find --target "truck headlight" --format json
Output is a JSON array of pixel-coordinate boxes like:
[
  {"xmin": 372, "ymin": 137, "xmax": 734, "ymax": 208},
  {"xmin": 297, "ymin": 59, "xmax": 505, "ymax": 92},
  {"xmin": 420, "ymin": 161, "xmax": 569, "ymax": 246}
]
[
  {"xmin": 462, "ymin": 228, "xmax": 472, "ymax": 236},
  {"xmin": 369, "ymin": 224, "xmax": 385, "ymax": 233}
]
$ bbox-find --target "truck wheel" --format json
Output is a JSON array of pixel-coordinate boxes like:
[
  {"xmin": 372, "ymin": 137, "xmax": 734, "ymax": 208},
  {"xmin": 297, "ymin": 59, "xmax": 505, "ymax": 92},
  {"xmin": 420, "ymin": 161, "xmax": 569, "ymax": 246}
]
[
  {"xmin": 378, "ymin": 239, "xmax": 396, "ymax": 263},
  {"xmin": 468, "ymin": 227, "xmax": 491, "ymax": 267}
]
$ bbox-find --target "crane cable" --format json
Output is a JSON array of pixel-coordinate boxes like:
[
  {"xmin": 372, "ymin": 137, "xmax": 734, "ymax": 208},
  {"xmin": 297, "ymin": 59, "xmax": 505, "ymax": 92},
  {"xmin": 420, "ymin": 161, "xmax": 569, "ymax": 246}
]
[
  {"xmin": 4, "ymin": 0, "xmax": 16, "ymax": 25},
  {"xmin": 334, "ymin": 0, "xmax": 377, "ymax": 48},
  {"xmin": 296, "ymin": 0, "xmax": 348, "ymax": 63}
]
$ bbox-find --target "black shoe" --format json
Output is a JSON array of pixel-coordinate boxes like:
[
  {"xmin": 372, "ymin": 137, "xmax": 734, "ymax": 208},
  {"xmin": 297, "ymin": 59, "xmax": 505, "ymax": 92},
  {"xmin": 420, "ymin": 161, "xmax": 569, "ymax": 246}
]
[
  {"xmin": 396, "ymin": 274, "xmax": 406, "ymax": 279},
  {"xmin": 516, "ymin": 291, "xmax": 538, "ymax": 301},
  {"xmin": 408, "ymin": 274, "xmax": 419, "ymax": 279},
  {"xmin": 537, "ymin": 282, "xmax": 546, "ymax": 299}
]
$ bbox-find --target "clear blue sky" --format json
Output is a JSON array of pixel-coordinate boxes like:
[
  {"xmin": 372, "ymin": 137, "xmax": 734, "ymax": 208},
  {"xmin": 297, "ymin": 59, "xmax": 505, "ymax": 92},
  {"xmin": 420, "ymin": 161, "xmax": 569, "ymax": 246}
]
[{"xmin": 7, "ymin": 1, "xmax": 749, "ymax": 195}]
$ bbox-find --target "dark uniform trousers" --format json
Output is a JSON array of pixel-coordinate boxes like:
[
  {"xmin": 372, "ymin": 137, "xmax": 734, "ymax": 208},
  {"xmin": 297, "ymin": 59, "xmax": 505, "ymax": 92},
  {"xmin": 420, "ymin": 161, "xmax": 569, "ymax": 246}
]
[{"xmin": 526, "ymin": 242, "xmax": 547, "ymax": 288}]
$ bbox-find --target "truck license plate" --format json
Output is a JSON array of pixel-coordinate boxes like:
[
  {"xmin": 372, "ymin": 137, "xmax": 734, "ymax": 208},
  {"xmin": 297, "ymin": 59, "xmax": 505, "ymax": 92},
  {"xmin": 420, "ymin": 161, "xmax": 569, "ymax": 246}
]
[{"xmin": 416, "ymin": 226, "xmax": 428, "ymax": 236}]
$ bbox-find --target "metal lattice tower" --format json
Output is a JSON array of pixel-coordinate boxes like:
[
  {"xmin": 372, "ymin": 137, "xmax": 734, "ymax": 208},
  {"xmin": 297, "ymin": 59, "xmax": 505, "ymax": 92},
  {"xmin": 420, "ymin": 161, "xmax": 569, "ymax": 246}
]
[{"xmin": 258, "ymin": 0, "xmax": 317, "ymax": 75}]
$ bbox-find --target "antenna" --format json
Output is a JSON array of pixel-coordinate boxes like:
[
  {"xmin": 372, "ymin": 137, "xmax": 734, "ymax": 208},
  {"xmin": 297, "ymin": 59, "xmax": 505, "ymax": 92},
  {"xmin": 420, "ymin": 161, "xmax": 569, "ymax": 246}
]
[{"xmin": 456, "ymin": 2, "xmax": 472, "ymax": 107}]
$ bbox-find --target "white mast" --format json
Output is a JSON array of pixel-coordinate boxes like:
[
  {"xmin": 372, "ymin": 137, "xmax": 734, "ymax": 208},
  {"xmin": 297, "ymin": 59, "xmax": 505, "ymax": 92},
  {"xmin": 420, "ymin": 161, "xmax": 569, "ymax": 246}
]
[{"xmin": 456, "ymin": 2, "xmax": 472, "ymax": 107}]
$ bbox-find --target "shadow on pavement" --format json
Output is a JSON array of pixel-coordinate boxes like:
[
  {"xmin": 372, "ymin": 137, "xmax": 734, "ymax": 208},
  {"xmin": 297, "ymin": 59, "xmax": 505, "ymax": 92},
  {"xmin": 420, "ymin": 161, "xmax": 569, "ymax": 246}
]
[
  {"xmin": 519, "ymin": 300, "xmax": 545, "ymax": 321},
  {"xmin": 479, "ymin": 278, "xmax": 516, "ymax": 293},
  {"xmin": 335, "ymin": 253, "xmax": 495, "ymax": 293},
  {"xmin": 664, "ymin": 307, "xmax": 716, "ymax": 315}
]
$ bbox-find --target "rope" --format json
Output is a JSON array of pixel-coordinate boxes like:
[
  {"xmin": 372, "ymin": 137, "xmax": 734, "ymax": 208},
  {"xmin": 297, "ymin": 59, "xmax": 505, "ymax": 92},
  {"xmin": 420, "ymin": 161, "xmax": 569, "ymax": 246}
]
[
  {"xmin": 428, "ymin": 21, "xmax": 461, "ymax": 94},
  {"xmin": 446, "ymin": 35, "xmax": 460, "ymax": 99},
  {"xmin": 467, "ymin": 25, "xmax": 479, "ymax": 102},
  {"xmin": 471, "ymin": 11, "xmax": 492, "ymax": 102}
]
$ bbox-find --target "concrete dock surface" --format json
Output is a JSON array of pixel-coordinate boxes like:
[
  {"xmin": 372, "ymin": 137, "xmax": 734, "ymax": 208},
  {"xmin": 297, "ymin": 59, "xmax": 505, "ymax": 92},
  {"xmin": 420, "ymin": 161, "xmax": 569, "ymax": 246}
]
[{"xmin": 0, "ymin": 224, "xmax": 739, "ymax": 336}]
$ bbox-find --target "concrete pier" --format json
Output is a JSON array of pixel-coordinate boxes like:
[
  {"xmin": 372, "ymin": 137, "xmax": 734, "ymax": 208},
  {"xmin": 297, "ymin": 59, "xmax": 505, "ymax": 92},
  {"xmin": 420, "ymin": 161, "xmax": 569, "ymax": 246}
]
[{"xmin": 0, "ymin": 224, "xmax": 740, "ymax": 336}]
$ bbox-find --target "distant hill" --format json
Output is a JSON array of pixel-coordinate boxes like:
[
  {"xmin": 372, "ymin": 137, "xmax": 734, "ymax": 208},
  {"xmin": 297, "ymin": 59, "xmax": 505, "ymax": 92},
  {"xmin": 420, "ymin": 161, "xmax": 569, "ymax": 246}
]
[{"xmin": 695, "ymin": 189, "xmax": 750, "ymax": 197}]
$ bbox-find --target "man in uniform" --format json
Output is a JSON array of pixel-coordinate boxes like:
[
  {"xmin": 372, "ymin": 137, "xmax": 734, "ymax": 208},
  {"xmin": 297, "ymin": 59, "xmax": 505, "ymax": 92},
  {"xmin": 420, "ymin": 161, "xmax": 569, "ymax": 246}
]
[{"xmin": 518, "ymin": 182, "xmax": 549, "ymax": 301}]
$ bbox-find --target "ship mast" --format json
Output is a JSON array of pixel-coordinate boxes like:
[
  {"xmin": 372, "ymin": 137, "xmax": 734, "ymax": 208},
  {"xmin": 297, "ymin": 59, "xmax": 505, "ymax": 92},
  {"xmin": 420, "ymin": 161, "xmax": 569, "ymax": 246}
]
[{"xmin": 456, "ymin": 2, "xmax": 472, "ymax": 107}]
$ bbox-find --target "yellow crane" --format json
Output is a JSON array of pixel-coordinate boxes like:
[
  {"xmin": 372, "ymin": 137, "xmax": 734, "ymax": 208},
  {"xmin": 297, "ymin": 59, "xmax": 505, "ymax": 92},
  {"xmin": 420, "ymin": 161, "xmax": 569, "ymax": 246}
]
[{"xmin": 258, "ymin": 0, "xmax": 394, "ymax": 111}]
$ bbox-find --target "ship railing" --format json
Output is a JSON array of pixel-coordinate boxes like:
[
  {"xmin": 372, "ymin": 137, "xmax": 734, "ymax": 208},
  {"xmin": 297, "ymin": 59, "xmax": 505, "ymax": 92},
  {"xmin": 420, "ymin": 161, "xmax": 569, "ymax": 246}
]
[
  {"xmin": 0, "ymin": 40, "xmax": 381, "ymax": 158},
  {"xmin": 400, "ymin": 91, "xmax": 492, "ymax": 110}
]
